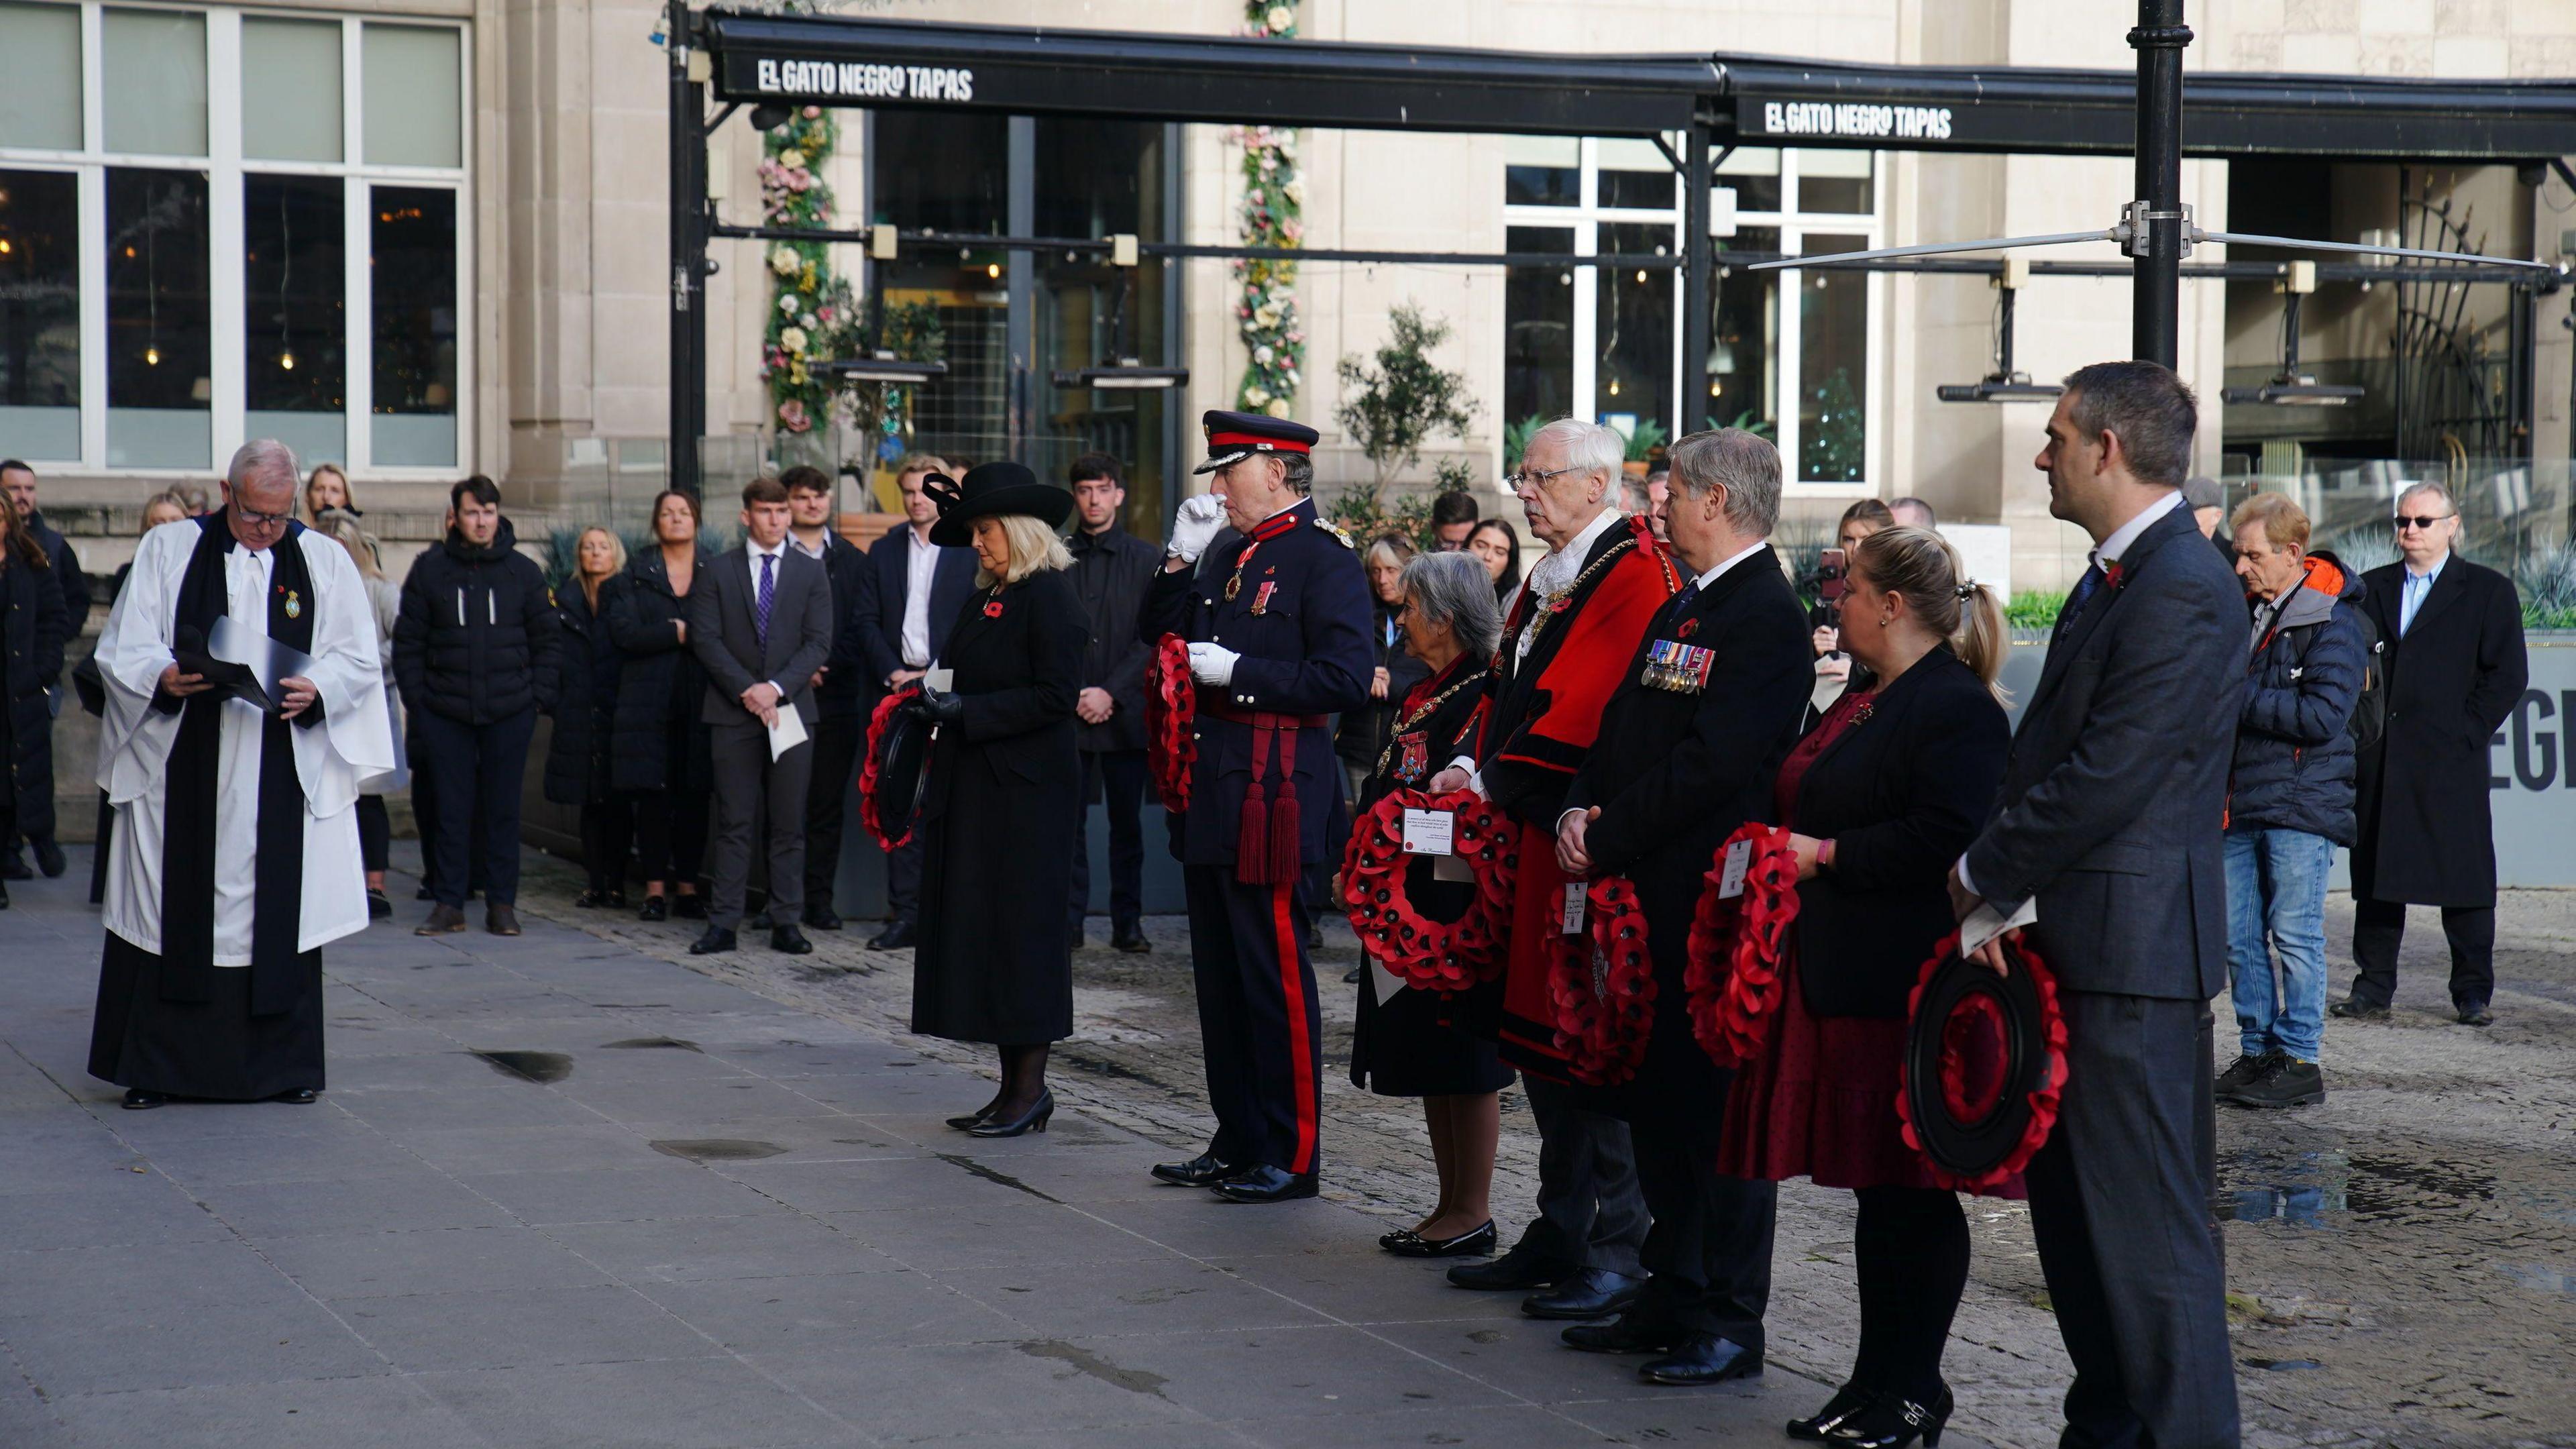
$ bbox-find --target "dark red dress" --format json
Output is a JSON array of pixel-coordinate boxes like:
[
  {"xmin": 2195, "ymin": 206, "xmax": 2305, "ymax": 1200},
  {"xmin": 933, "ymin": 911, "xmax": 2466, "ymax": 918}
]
[{"xmin": 1717, "ymin": 688, "xmax": 2022, "ymax": 1197}]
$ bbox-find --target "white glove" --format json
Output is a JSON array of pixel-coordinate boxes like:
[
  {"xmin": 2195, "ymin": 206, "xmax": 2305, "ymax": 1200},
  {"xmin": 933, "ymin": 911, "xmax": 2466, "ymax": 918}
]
[
  {"xmin": 1187, "ymin": 642, "xmax": 1240, "ymax": 687},
  {"xmin": 1167, "ymin": 494, "xmax": 1227, "ymax": 564}
]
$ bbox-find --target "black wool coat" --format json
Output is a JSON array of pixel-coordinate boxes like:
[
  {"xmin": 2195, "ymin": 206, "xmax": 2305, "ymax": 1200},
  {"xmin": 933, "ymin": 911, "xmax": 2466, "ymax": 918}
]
[
  {"xmin": 2351, "ymin": 554, "xmax": 2528, "ymax": 907},
  {"xmin": 541, "ymin": 580, "xmax": 622, "ymax": 805},
  {"xmin": 808, "ymin": 530, "xmax": 871, "ymax": 720},
  {"xmin": 1774, "ymin": 648, "xmax": 2010, "ymax": 1019},
  {"xmin": 1562, "ymin": 548, "xmax": 1813, "ymax": 1134},
  {"xmin": 910, "ymin": 567, "xmax": 1090, "ymax": 1045},
  {"xmin": 1068, "ymin": 522, "xmax": 1160, "ymax": 754},
  {"xmin": 605, "ymin": 547, "xmax": 716, "ymax": 795},
  {"xmin": 1336, "ymin": 599, "xmax": 1433, "ymax": 769},
  {"xmin": 1, "ymin": 551, "xmax": 67, "ymax": 839}
]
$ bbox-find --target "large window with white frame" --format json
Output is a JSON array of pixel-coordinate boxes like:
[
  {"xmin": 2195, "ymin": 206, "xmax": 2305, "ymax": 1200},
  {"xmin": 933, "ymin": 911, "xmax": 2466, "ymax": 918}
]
[
  {"xmin": 0, "ymin": 1, "xmax": 467, "ymax": 477},
  {"xmin": 1502, "ymin": 138, "xmax": 1882, "ymax": 489}
]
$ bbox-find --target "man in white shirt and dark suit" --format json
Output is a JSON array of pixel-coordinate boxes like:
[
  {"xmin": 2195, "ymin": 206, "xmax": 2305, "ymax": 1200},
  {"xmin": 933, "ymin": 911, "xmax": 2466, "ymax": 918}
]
[
  {"xmin": 686, "ymin": 476, "xmax": 835, "ymax": 957},
  {"xmin": 851, "ymin": 453, "xmax": 975, "ymax": 950},
  {"xmin": 1951, "ymin": 361, "xmax": 2244, "ymax": 1449}
]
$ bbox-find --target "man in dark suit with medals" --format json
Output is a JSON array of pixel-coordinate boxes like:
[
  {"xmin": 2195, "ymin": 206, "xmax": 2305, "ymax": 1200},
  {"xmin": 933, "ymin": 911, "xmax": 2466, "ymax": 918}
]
[
  {"xmin": 1952, "ymin": 362, "xmax": 2243, "ymax": 1448},
  {"xmin": 1139, "ymin": 410, "xmax": 1373, "ymax": 1203},
  {"xmin": 1554, "ymin": 428, "xmax": 1813, "ymax": 1386}
]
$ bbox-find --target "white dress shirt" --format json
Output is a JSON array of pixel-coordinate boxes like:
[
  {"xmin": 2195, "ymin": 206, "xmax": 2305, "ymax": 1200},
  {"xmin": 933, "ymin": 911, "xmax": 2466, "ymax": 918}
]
[{"xmin": 898, "ymin": 525, "xmax": 938, "ymax": 669}]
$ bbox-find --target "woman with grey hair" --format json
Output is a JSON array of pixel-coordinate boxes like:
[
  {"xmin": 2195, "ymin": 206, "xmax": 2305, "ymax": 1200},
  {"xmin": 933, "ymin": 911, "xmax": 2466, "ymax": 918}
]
[
  {"xmin": 1349, "ymin": 551, "xmax": 1511, "ymax": 1259},
  {"xmin": 1335, "ymin": 532, "xmax": 1431, "ymax": 808}
]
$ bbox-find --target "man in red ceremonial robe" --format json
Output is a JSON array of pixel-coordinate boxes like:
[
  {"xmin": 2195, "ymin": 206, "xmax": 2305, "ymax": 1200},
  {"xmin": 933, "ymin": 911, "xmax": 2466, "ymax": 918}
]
[{"xmin": 1428, "ymin": 418, "xmax": 1678, "ymax": 1316}]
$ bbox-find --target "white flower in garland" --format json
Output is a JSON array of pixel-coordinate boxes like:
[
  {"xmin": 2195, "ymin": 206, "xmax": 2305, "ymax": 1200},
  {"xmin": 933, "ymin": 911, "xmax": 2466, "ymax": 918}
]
[
  {"xmin": 777, "ymin": 149, "xmax": 806, "ymax": 171},
  {"xmin": 780, "ymin": 326, "xmax": 809, "ymax": 354},
  {"xmin": 780, "ymin": 294, "xmax": 802, "ymax": 315},
  {"xmin": 1283, "ymin": 177, "xmax": 1305, "ymax": 207},
  {"xmin": 1267, "ymin": 5, "xmax": 1293, "ymax": 32},
  {"xmin": 769, "ymin": 247, "xmax": 800, "ymax": 276}
]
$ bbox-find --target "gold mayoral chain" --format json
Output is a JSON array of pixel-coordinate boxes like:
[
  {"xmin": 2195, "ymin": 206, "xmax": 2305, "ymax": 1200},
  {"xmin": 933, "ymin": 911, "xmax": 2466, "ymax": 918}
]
[
  {"xmin": 1514, "ymin": 531, "xmax": 1671, "ymax": 661},
  {"xmin": 1371, "ymin": 670, "xmax": 1484, "ymax": 780}
]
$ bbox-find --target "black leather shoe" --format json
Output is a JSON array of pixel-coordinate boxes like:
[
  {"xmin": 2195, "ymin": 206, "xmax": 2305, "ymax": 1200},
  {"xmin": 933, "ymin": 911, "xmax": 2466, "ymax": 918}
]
[
  {"xmin": 1521, "ymin": 1267, "xmax": 1646, "ymax": 1320},
  {"xmin": 803, "ymin": 906, "xmax": 843, "ymax": 931},
  {"xmin": 1827, "ymin": 1385, "xmax": 1950, "ymax": 1448},
  {"xmin": 672, "ymin": 894, "xmax": 708, "ymax": 920},
  {"xmin": 638, "ymin": 894, "xmax": 667, "ymax": 922},
  {"xmin": 2458, "ymin": 1003, "xmax": 2495, "ymax": 1026},
  {"xmin": 0, "ymin": 851, "xmax": 29, "ymax": 881},
  {"xmin": 485, "ymin": 903, "xmax": 523, "ymax": 936},
  {"xmin": 1788, "ymin": 1382, "xmax": 1874, "ymax": 1440},
  {"xmin": 1385, "ymin": 1221, "xmax": 1496, "ymax": 1258},
  {"xmin": 574, "ymin": 889, "xmax": 611, "ymax": 909},
  {"xmin": 967, "ymin": 1089, "xmax": 1054, "ymax": 1138},
  {"xmin": 1447, "ymin": 1243, "xmax": 1571, "ymax": 1291},
  {"xmin": 1112, "ymin": 928, "xmax": 1151, "ymax": 953},
  {"xmin": 945, "ymin": 1104, "xmax": 999, "ymax": 1132},
  {"xmin": 416, "ymin": 904, "xmax": 467, "ymax": 935},
  {"xmin": 1639, "ymin": 1334, "xmax": 1761, "ymax": 1387},
  {"xmin": 1211, "ymin": 1165, "xmax": 1319, "ymax": 1203},
  {"xmin": 1343, "ymin": 966, "xmax": 1365, "ymax": 984},
  {"xmin": 770, "ymin": 924, "xmax": 814, "ymax": 955},
  {"xmin": 748, "ymin": 910, "xmax": 773, "ymax": 932},
  {"xmin": 1150, "ymin": 1151, "xmax": 1242, "ymax": 1187},
  {"xmin": 688, "ymin": 926, "xmax": 738, "ymax": 955},
  {"xmin": 2328, "ymin": 997, "xmax": 2389, "ymax": 1021},
  {"xmin": 269, "ymin": 1087, "xmax": 318, "ymax": 1105},
  {"xmin": 867, "ymin": 920, "xmax": 915, "ymax": 950},
  {"xmin": 34, "ymin": 838, "xmax": 65, "ymax": 878},
  {"xmin": 366, "ymin": 889, "xmax": 392, "ymax": 920},
  {"xmin": 1561, "ymin": 1314, "xmax": 1676, "ymax": 1354},
  {"xmin": 121, "ymin": 1089, "xmax": 166, "ymax": 1110},
  {"xmin": 414, "ymin": 883, "xmax": 435, "ymax": 900}
]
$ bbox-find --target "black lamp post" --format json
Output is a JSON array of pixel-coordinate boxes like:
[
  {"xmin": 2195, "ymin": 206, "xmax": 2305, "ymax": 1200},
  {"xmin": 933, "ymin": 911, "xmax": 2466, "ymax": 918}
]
[{"xmin": 2129, "ymin": 0, "xmax": 2191, "ymax": 370}]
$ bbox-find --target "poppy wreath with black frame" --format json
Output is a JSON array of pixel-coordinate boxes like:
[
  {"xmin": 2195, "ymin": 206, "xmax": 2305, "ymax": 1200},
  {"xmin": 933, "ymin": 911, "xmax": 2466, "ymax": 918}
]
[
  {"xmin": 1545, "ymin": 876, "xmax": 1657, "ymax": 1087},
  {"xmin": 857, "ymin": 684, "xmax": 922, "ymax": 851},
  {"xmin": 1895, "ymin": 929, "xmax": 2068, "ymax": 1194},
  {"xmin": 1145, "ymin": 633, "xmax": 1196, "ymax": 813},
  {"xmin": 1683, "ymin": 822, "xmax": 1803, "ymax": 1069},
  {"xmin": 1340, "ymin": 788, "xmax": 1519, "ymax": 993}
]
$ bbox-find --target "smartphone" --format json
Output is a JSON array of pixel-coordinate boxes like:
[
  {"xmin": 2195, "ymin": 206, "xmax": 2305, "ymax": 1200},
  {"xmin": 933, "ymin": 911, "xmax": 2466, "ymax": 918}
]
[{"xmin": 1818, "ymin": 547, "xmax": 1847, "ymax": 630}]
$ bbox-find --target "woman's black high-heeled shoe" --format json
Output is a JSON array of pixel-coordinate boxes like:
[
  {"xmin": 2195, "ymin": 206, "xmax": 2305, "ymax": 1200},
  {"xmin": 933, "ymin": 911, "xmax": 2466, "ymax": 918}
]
[
  {"xmin": 945, "ymin": 1103, "xmax": 1000, "ymax": 1132},
  {"xmin": 1827, "ymin": 1385, "xmax": 1951, "ymax": 1448},
  {"xmin": 1384, "ymin": 1220, "xmax": 1497, "ymax": 1258},
  {"xmin": 1788, "ymin": 1383, "xmax": 1874, "ymax": 1441},
  {"xmin": 637, "ymin": 894, "xmax": 667, "ymax": 922},
  {"xmin": 966, "ymin": 1089, "xmax": 1053, "ymax": 1138}
]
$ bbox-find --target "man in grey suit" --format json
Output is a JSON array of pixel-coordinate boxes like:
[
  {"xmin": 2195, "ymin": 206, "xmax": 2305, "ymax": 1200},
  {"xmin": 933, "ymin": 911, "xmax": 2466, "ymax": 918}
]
[
  {"xmin": 1951, "ymin": 361, "xmax": 2243, "ymax": 1449},
  {"xmin": 687, "ymin": 476, "xmax": 835, "ymax": 957}
]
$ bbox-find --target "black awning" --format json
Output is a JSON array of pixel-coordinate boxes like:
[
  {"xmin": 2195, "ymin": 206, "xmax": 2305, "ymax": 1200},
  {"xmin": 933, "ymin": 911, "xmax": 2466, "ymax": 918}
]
[
  {"xmin": 697, "ymin": 11, "xmax": 2576, "ymax": 162},
  {"xmin": 702, "ymin": 13, "xmax": 1717, "ymax": 138},
  {"xmin": 1721, "ymin": 55, "xmax": 2576, "ymax": 160}
]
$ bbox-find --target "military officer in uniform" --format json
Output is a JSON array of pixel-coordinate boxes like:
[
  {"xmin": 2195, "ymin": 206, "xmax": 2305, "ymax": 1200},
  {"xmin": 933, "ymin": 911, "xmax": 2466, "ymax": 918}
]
[{"xmin": 1140, "ymin": 410, "xmax": 1373, "ymax": 1203}]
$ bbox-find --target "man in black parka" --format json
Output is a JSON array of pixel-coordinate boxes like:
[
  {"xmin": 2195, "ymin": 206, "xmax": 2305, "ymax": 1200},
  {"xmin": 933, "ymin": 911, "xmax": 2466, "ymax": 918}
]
[
  {"xmin": 2338, "ymin": 480, "xmax": 2528, "ymax": 1026},
  {"xmin": 1, "ymin": 460, "xmax": 86, "ymax": 880},
  {"xmin": 1064, "ymin": 452, "xmax": 1159, "ymax": 953},
  {"xmin": 392, "ymin": 476, "xmax": 560, "ymax": 936}
]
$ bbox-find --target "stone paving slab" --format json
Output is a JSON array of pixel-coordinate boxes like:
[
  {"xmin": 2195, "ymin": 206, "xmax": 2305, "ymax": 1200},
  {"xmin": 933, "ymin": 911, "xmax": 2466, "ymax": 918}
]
[{"xmin": 0, "ymin": 853, "xmax": 1931, "ymax": 1449}]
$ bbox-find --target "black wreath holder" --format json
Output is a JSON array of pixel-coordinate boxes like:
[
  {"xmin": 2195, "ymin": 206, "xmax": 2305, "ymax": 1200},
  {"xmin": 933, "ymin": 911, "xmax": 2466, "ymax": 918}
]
[
  {"xmin": 1896, "ymin": 929, "xmax": 2068, "ymax": 1193},
  {"xmin": 859, "ymin": 684, "xmax": 930, "ymax": 851}
]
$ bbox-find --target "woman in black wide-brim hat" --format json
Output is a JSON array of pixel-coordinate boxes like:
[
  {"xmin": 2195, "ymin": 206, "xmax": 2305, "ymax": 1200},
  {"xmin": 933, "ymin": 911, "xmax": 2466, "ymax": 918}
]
[{"xmin": 908, "ymin": 462, "xmax": 1089, "ymax": 1138}]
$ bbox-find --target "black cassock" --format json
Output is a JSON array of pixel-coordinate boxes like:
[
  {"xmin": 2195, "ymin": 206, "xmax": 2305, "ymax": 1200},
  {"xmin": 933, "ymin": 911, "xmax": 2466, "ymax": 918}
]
[
  {"xmin": 89, "ymin": 513, "xmax": 329, "ymax": 1101},
  {"xmin": 910, "ymin": 567, "xmax": 1087, "ymax": 1046}
]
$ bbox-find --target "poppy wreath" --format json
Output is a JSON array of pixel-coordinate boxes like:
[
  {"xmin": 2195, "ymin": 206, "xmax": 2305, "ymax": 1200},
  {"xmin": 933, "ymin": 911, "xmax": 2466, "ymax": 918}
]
[
  {"xmin": 857, "ymin": 683, "xmax": 922, "ymax": 851},
  {"xmin": 1682, "ymin": 822, "xmax": 1803, "ymax": 1069},
  {"xmin": 1339, "ymin": 789, "xmax": 1519, "ymax": 992},
  {"xmin": 1545, "ymin": 877, "xmax": 1658, "ymax": 1087},
  {"xmin": 1145, "ymin": 632, "xmax": 1196, "ymax": 812},
  {"xmin": 1894, "ymin": 929, "xmax": 2069, "ymax": 1194}
]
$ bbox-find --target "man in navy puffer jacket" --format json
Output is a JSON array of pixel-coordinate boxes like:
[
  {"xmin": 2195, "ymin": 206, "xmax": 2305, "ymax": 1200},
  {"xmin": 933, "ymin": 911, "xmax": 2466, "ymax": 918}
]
[{"xmin": 2216, "ymin": 492, "xmax": 2365, "ymax": 1110}]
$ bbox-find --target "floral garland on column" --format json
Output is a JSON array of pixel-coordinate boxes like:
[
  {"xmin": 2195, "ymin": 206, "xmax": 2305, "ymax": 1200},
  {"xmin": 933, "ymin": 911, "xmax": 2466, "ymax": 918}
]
[
  {"xmin": 1230, "ymin": 2, "xmax": 1305, "ymax": 417},
  {"xmin": 757, "ymin": 105, "xmax": 846, "ymax": 437}
]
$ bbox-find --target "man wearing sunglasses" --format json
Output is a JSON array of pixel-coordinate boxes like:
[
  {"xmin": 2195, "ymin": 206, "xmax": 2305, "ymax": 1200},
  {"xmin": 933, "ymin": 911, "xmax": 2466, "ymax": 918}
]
[{"xmin": 2337, "ymin": 482, "xmax": 2528, "ymax": 1027}]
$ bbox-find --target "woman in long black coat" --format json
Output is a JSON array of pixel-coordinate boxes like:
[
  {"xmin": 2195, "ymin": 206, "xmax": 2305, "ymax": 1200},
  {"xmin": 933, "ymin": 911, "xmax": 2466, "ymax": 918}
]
[
  {"xmin": 907, "ymin": 463, "xmax": 1087, "ymax": 1138},
  {"xmin": 1347, "ymin": 551, "xmax": 1511, "ymax": 1258},
  {"xmin": 608, "ymin": 491, "xmax": 718, "ymax": 921},
  {"xmin": 0, "ymin": 500, "xmax": 67, "ymax": 910},
  {"xmin": 545, "ymin": 527, "xmax": 631, "ymax": 907}
]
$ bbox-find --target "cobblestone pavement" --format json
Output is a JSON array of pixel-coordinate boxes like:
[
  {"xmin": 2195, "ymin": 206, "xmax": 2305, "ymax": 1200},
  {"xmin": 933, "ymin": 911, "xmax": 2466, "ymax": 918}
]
[{"xmin": 516, "ymin": 851, "xmax": 2576, "ymax": 1449}]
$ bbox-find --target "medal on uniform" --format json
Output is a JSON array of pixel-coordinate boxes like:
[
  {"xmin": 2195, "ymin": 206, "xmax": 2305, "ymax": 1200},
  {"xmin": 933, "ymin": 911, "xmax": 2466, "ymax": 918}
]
[
  {"xmin": 1397, "ymin": 732, "xmax": 1428, "ymax": 783},
  {"xmin": 1252, "ymin": 581, "xmax": 1277, "ymax": 615}
]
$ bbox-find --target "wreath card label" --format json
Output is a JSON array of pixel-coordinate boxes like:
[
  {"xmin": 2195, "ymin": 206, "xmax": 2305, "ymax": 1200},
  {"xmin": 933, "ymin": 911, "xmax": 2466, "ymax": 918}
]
[{"xmin": 1401, "ymin": 810, "xmax": 1454, "ymax": 856}]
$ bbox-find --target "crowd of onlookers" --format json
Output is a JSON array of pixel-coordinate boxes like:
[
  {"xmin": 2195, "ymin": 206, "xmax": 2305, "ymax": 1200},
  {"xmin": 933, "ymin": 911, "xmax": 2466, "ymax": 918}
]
[{"xmin": 0, "ymin": 451, "xmax": 2537, "ymax": 1089}]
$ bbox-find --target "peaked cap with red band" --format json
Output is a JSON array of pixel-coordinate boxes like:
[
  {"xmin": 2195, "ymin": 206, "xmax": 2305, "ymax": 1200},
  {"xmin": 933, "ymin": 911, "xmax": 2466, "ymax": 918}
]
[{"xmin": 1195, "ymin": 408, "xmax": 1320, "ymax": 476}]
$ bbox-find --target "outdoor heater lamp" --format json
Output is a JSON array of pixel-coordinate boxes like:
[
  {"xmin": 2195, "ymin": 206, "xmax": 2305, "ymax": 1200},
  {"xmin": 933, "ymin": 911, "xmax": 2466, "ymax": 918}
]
[
  {"xmin": 1937, "ymin": 259, "xmax": 2065, "ymax": 405},
  {"xmin": 813, "ymin": 356, "xmax": 949, "ymax": 384},
  {"xmin": 1052, "ymin": 361, "xmax": 1189, "ymax": 390},
  {"xmin": 2220, "ymin": 262, "xmax": 2364, "ymax": 408}
]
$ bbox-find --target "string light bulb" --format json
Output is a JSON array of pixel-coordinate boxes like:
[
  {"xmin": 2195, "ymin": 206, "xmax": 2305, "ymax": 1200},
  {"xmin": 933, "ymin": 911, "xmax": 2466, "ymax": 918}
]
[
  {"xmin": 0, "ymin": 239, "xmax": 12, "ymax": 254},
  {"xmin": 144, "ymin": 347, "xmax": 160, "ymax": 366},
  {"xmin": 280, "ymin": 352, "xmax": 296, "ymax": 371},
  {"xmin": 1607, "ymin": 378, "xmax": 1621, "ymax": 397},
  {"xmin": 985, "ymin": 262, "xmax": 1001, "ymax": 279}
]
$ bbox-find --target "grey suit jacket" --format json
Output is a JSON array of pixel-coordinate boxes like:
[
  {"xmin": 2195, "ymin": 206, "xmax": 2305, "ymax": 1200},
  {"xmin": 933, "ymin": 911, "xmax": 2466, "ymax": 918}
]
[
  {"xmin": 1962, "ymin": 504, "xmax": 2247, "ymax": 1000},
  {"xmin": 688, "ymin": 543, "xmax": 835, "ymax": 729}
]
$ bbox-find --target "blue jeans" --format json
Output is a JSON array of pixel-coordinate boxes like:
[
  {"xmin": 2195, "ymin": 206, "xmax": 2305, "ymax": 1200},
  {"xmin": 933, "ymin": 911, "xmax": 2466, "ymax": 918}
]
[{"xmin": 2223, "ymin": 826, "xmax": 2334, "ymax": 1061}]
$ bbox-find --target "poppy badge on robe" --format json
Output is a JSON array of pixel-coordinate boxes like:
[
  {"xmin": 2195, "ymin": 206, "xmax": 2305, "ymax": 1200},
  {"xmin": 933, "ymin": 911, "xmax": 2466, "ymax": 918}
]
[
  {"xmin": 982, "ymin": 598, "xmax": 1005, "ymax": 618},
  {"xmin": 1675, "ymin": 616, "xmax": 1699, "ymax": 640}
]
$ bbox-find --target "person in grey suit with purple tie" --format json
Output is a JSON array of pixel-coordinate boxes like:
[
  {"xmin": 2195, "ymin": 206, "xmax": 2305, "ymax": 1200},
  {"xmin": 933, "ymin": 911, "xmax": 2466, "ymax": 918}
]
[
  {"xmin": 686, "ymin": 476, "xmax": 835, "ymax": 957},
  {"xmin": 1949, "ymin": 361, "xmax": 2244, "ymax": 1449}
]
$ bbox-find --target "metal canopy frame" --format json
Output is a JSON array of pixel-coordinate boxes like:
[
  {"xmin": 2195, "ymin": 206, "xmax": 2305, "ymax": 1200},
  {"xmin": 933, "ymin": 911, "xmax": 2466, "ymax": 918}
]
[{"xmin": 667, "ymin": 5, "xmax": 2576, "ymax": 494}]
